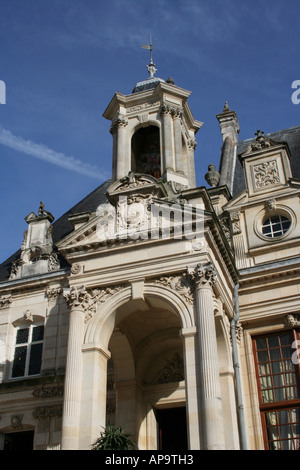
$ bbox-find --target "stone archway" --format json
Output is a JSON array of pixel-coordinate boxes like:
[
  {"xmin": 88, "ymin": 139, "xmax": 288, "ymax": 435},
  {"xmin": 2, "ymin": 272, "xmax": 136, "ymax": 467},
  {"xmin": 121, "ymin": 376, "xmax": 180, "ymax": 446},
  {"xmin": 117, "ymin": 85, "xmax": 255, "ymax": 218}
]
[
  {"xmin": 79, "ymin": 281, "xmax": 196, "ymax": 450},
  {"xmin": 106, "ymin": 294, "xmax": 186, "ymax": 449},
  {"xmin": 131, "ymin": 125, "xmax": 161, "ymax": 178}
]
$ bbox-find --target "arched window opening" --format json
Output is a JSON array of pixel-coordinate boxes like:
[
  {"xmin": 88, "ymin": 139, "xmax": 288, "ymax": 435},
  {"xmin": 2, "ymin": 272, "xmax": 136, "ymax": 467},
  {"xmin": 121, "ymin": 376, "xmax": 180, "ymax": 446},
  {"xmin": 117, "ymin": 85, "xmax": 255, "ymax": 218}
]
[{"xmin": 131, "ymin": 126, "xmax": 161, "ymax": 178}]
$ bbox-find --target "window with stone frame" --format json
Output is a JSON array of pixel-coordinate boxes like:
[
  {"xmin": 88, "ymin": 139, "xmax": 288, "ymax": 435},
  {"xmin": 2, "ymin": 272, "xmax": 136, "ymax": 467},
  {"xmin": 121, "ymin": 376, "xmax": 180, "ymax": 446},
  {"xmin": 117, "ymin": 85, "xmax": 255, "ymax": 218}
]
[
  {"xmin": 261, "ymin": 215, "xmax": 291, "ymax": 239},
  {"xmin": 252, "ymin": 330, "xmax": 300, "ymax": 450},
  {"xmin": 11, "ymin": 323, "xmax": 44, "ymax": 378}
]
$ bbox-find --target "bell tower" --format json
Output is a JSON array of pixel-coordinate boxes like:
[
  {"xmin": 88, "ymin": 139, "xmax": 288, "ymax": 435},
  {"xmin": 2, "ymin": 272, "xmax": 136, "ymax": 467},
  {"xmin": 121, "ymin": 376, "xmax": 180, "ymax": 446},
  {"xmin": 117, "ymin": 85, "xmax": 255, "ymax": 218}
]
[{"xmin": 103, "ymin": 49, "xmax": 203, "ymax": 189}]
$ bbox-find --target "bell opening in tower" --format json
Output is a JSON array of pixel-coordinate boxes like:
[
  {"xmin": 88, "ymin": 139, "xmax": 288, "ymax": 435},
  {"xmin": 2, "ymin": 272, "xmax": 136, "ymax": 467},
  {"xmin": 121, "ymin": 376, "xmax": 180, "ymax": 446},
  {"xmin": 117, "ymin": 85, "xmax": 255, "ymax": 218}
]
[{"xmin": 131, "ymin": 126, "xmax": 161, "ymax": 178}]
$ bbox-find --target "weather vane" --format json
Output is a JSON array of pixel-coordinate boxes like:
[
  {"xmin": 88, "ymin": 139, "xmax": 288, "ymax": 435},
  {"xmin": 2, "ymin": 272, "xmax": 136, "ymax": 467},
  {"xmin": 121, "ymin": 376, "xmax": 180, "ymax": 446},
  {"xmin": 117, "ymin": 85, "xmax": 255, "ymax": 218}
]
[{"xmin": 142, "ymin": 34, "xmax": 157, "ymax": 78}]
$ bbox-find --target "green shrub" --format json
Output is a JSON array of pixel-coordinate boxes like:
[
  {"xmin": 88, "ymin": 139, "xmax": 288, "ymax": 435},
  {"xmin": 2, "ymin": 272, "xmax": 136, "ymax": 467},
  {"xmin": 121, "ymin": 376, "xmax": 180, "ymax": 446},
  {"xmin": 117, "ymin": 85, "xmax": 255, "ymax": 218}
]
[{"xmin": 91, "ymin": 424, "xmax": 136, "ymax": 450}]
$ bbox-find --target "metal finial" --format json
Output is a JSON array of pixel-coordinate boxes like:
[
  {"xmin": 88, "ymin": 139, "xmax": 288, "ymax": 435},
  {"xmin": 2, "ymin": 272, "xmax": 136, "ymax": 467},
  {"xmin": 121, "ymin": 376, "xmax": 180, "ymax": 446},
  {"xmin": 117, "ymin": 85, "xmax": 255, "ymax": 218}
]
[{"xmin": 142, "ymin": 34, "xmax": 157, "ymax": 78}]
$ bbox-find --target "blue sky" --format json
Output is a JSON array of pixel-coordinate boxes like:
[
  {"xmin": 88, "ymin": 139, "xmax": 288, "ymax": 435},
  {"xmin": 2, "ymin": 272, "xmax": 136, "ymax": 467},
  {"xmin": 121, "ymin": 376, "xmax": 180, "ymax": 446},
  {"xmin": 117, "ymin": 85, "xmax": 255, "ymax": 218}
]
[{"xmin": 0, "ymin": 0, "xmax": 300, "ymax": 263}]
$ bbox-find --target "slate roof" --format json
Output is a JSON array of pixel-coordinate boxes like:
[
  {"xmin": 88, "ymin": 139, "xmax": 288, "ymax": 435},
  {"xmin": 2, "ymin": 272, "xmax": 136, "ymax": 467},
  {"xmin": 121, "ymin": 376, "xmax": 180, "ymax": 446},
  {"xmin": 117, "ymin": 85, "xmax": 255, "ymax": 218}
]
[{"xmin": 232, "ymin": 125, "xmax": 300, "ymax": 196}]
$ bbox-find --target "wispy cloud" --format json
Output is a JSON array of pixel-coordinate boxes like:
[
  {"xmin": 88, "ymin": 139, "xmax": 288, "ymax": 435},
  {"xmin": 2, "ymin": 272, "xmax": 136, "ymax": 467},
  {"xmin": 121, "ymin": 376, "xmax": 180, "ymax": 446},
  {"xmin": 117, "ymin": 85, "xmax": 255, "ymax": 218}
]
[{"xmin": 0, "ymin": 125, "xmax": 107, "ymax": 180}]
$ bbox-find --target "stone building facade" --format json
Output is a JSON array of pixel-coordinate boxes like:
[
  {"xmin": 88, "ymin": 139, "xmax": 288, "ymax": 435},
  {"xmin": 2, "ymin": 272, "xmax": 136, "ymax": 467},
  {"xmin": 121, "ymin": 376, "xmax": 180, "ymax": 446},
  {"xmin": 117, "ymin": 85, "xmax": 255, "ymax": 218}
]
[{"xmin": 0, "ymin": 62, "xmax": 299, "ymax": 450}]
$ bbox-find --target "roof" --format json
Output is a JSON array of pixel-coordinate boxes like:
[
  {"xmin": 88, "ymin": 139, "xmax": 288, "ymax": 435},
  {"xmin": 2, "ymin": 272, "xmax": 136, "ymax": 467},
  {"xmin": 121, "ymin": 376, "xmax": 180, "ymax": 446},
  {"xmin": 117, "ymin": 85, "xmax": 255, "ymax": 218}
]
[
  {"xmin": 132, "ymin": 76, "xmax": 165, "ymax": 93},
  {"xmin": 232, "ymin": 125, "xmax": 300, "ymax": 196}
]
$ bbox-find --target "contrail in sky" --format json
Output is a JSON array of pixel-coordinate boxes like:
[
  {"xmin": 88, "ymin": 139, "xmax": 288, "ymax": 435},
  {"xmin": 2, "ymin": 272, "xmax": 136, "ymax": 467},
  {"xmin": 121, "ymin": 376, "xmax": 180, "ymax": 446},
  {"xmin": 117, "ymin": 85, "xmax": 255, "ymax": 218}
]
[{"xmin": 0, "ymin": 125, "xmax": 106, "ymax": 180}]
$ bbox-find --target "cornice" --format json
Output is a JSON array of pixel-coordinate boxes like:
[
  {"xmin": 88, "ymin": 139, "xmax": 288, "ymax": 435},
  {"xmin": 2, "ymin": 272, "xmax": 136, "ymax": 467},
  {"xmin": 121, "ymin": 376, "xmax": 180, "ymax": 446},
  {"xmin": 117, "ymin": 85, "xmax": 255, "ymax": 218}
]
[
  {"xmin": 238, "ymin": 257, "xmax": 300, "ymax": 291},
  {"xmin": 0, "ymin": 269, "xmax": 69, "ymax": 295}
]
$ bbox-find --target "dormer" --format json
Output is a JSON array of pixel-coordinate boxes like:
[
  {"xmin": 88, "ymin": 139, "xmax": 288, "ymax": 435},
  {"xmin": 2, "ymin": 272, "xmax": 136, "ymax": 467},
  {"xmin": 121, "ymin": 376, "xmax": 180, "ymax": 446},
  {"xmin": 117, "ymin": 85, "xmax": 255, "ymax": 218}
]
[
  {"xmin": 240, "ymin": 130, "xmax": 293, "ymax": 198},
  {"xmin": 9, "ymin": 202, "xmax": 60, "ymax": 280}
]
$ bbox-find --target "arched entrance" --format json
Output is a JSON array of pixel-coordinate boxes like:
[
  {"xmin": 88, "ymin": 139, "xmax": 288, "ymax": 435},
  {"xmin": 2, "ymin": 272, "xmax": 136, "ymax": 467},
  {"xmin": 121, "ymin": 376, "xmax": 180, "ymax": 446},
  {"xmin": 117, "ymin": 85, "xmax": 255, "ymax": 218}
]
[
  {"xmin": 107, "ymin": 296, "xmax": 186, "ymax": 450},
  {"xmin": 82, "ymin": 282, "xmax": 196, "ymax": 450}
]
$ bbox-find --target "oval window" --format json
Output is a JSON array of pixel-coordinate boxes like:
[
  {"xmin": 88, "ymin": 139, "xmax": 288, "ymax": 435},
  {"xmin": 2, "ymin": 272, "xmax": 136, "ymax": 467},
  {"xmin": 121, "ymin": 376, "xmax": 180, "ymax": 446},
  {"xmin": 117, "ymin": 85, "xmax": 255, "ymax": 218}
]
[{"xmin": 261, "ymin": 215, "xmax": 291, "ymax": 238}]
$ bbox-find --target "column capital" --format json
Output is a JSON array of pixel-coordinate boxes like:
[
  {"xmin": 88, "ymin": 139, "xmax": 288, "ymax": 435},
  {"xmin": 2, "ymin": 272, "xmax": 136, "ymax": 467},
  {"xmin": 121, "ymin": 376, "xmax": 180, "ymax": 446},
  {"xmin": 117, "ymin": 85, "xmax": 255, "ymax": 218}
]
[
  {"xmin": 171, "ymin": 106, "xmax": 183, "ymax": 119},
  {"xmin": 159, "ymin": 103, "xmax": 173, "ymax": 116},
  {"xmin": 188, "ymin": 262, "xmax": 217, "ymax": 288},
  {"xmin": 63, "ymin": 286, "xmax": 95, "ymax": 314},
  {"xmin": 110, "ymin": 113, "xmax": 128, "ymax": 134}
]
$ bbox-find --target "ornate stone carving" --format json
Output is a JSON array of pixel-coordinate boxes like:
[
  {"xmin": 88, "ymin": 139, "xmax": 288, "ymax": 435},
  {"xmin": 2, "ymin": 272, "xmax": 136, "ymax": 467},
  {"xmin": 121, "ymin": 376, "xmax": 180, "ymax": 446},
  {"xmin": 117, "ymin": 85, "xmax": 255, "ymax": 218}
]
[
  {"xmin": 64, "ymin": 285, "xmax": 125, "ymax": 322},
  {"xmin": 127, "ymin": 100, "xmax": 160, "ymax": 113},
  {"xmin": 191, "ymin": 239, "xmax": 204, "ymax": 251},
  {"xmin": 188, "ymin": 263, "xmax": 217, "ymax": 288},
  {"xmin": 232, "ymin": 320, "xmax": 243, "ymax": 344},
  {"xmin": 119, "ymin": 171, "xmax": 151, "ymax": 189},
  {"xmin": 187, "ymin": 138, "xmax": 197, "ymax": 150},
  {"xmin": 110, "ymin": 113, "xmax": 128, "ymax": 134},
  {"xmin": 9, "ymin": 261, "xmax": 20, "ymax": 280},
  {"xmin": 219, "ymin": 214, "xmax": 232, "ymax": 245},
  {"xmin": 11, "ymin": 415, "xmax": 23, "ymax": 429},
  {"xmin": 9, "ymin": 203, "xmax": 60, "ymax": 280},
  {"xmin": 265, "ymin": 198, "xmax": 276, "ymax": 211},
  {"xmin": 33, "ymin": 385, "xmax": 64, "ymax": 399},
  {"xmin": 23, "ymin": 309, "xmax": 33, "ymax": 322},
  {"xmin": 160, "ymin": 104, "xmax": 183, "ymax": 119},
  {"xmin": 252, "ymin": 160, "xmax": 280, "ymax": 188},
  {"xmin": 251, "ymin": 130, "xmax": 271, "ymax": 151},
  {"xmin": 70, "ymin": 263, "xmax": 81, "ymax": 275},
  {"xmin": 157, "ymin": 353, "xmax": 184, "ymax": 383},
  {"xmin": 230, "ymin": 211, "xmax": 241, "ymax": 235},
  {"xmin": 137, "ymin": 113, "xmax": 149, "ymax": 123},
  {"xmin": 159, "ymin": 103, "xmax": 173, "ymax": 116},
  {"xmin": 0, "ymin": 295, "xmax": 12, "ymax": 309},
  {"xmin": 118, "ymin": 193, "xmax": 152, "ymax": 237},
  {"xmin": 284, "ymin": 314, "xmax": 300, "ymax": 328},
  {"xmin": 154, "ymin": 272, "xmax": 195, "ymax": 305},
  {"xmin": 145, "ymin": 353, "xmax": 184, "ymax": 385},
  {"xmin": 63, "ymin": 286, "xmax": 95, "ymax": 314},
  {"xmin": 48, "ymin": 253, "xmax": 60, "ymax": 272},
  {"xmin": 46, "ymin": 287, "xmax": 62, "ymax": 300},
  {"xmin": 171, "ymin": 106, "xmax": 183, "ymax": 119},
  {"xmin": 168, "ymin": 181, "xmax": 188, "ymax": 194},
  {"xmin": 84, "ymin": 285, "xmax": 125, "ymax": 322},
  {"xmin": 33, "ymin": 405, "xmax": 63, "ymax": 419}
]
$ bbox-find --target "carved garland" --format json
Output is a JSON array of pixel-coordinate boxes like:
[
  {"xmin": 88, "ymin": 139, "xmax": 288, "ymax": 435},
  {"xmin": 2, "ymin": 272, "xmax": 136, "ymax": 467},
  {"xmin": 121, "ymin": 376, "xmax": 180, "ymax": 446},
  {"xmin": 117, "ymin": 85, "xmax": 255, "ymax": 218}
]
[
  {"xmin": 63, "ymin": 285, "xmax": 125, "ymax": 322},
  {"xmin": 154, "ymin": 263, "xmax": 217, "ymax": 305},
  {"xmin": 154, "ymin": 271, "xmax": 195, "ymax": 305}
]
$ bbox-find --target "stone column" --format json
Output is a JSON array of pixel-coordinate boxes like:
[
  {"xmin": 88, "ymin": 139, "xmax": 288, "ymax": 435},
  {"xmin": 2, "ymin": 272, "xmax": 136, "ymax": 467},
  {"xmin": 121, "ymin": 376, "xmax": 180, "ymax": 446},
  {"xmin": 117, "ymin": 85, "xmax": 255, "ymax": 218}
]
[
  {"xmin": 190, "ymin": 263, "xmax": 225, "ymax": 450},
  {"xmin": 173, "ymin": 107, "xmax": 184, "ymax": 174},
  {"xmin": 111, "ymin": 113, "xmax": 128, "ymax": 180},
  {"xmin": 160, "ymin": 104, "xmax": 174, "ymax": 172},
  {"xmin": 61, "ymin": 286, "xmax": 93, "ymax": 450}
]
